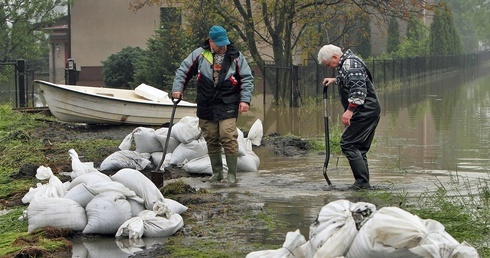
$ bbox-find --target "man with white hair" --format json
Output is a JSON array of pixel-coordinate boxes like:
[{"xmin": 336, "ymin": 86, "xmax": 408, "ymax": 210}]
[{"xmin": 318, "ymin": 44, "xmax": 381, "ymax": 190}]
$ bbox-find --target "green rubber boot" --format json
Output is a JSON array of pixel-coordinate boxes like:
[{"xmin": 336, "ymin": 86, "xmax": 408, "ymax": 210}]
[
  {"xmin": 225, "ymin": 154, "xmax": 238, "ymax": 183},
  {"xmin": 205, "ymin": 153, "xmax": 223, "ymax": 182}
]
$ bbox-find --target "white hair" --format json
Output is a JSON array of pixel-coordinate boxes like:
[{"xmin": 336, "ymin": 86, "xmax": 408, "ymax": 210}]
[{"xmin": 317, "ymin": 44, "xmax": 342, "ymax": 64}]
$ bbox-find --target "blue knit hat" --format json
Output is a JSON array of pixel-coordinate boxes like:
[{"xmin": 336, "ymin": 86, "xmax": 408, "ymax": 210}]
[{"xmin": 209, "ymin": 25, "xmax": 230, "ymax": 47}]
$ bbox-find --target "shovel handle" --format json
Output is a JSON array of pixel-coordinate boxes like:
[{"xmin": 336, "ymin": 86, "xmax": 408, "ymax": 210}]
[
  {"xmin": 323, "ymin": 85, "xmax": 332, "ymax": 186},
  {"xmin": 155, "ymin": 96, "xmax": 181, "ymax": 172}
]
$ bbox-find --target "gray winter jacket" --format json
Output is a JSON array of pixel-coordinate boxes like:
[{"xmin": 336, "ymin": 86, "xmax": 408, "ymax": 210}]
[{"xmin": 172, "ymin": 40, "xmax": 254, "ymax": 121}]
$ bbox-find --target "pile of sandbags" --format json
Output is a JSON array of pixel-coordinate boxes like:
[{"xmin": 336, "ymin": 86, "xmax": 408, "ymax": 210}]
[
  {"xmin": 20, "ymin": 150, "xmax": 187, "ymax": 239},
  {"xmin": 101, "ymin": 116, "xmax": 263, "ymax": 175},
  {"xmin": 246, "ymin": 200, "xmax": 480, "ymax": 258}
]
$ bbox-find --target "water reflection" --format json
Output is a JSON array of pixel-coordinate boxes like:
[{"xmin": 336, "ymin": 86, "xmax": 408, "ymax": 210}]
[
  {"xmin": 71, "ymin": 237, "xmax": 167, "ymax": 258},
  {"xmin": 240, "ymin": 65, "xmax": 490, "ymax": 174}
]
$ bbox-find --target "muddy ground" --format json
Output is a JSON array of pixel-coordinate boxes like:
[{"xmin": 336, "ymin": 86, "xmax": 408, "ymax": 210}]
[
  {"xmin": 9, "ymin": 120, "xmax": 484, "ymax": 257},
  {"xmin": 8, "ymin": 120, "xmax": 314, "ymax": 257}
]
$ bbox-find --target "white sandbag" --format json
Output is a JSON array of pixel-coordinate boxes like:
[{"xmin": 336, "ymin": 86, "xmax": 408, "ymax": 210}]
[
  {"xmin": 133, "ymin": 127, "xmax": 163, "ymax": 153},
  {"xmin": 182, "ymin": 155, "xmax": 216, "ymax": 175},
  {"xmin": 162, "ymin": 198, "xmax": 188, "ymax": 215},
  {"xmin": 246, "ymin": 229, "xmax": 307, "ymax": 258},
  {"xmin": 170, "ymin": 116, "xmax": 201, "ymax": 144},
  {"xmin": 237, "ymin": 128, "xmax": 247, "ymax": 156},
  {"xmin": 22, "ymin": 183, "xmax": 48, "ymax": 204},
  {"xmin": 69, "ymin": 148, "xmax": 87, "ymax": 177},
  {"xmin": 248, "ymin": 119, "xmax": 264, "ymax": 146},
  {"xmin": 27, "ymin": 197, "xmax": 87, "ymax": 232},
  {"xmin": 150, "ymin": 152, "xmax": 172, "ymax": 169},
  {"xmin": 99, "ymin": 150, "xmax": 152, "ymax": 171},
  {"xmin": 128, "ymin": 199, "xmax": 146, "ymax": 217},
  {"xmin": 139, "ymin": 210, "xmax": 184, "ymax": 237},
  {"xmin": 116, "ymin": 217, "xmax": 145, "ymax": 239},
  {"xmin": 21, "ymin": 167, "xmax": 68, "ymax": 204},
  {"xmin": 64, "ymin": 183, "xmax": 95, "ymax": 208},
  {"xmin": 154, "ymin": 128, "xmax": 180, "ymax": 153},
  {"xmin": 66, "ymin": 171, "xmax": 112, "ymax": 191},
  {"xmin": 111, "ymin": 168, "xmax": 165, "ymax": 210},
  {"xmin": 296, "ymin": 200, "xmax": 374, "ymax": 258},
  {"xmin": 239, "ymin": 119, "xmax": 264, "ymax": 152},
  {"xmin": 118, "ymin": 127, "xmax": 163, "ymax": 153},
  {"xmin": 134, "ymin": 83, "xmax": 169, "ymax": 103},
  {"xmin": 170, "ymin": 138, "xmax": 208, "ymax": 166},
  {"xmin": 118, "ymin": 133, "xmax": 133, "ymax": 150},
  {"xmin": 36, "ymin": 166, "xmax": 66, "ymax": 198},
  {"xmin": 84, "ymin": 181, "xmax": 143, "ymax": 204},
  {"xmin": 152, "ymin": 200, "xmax": 174, "ymax": 219},
  {"xmin": 83, "ymin": 191, "xmax": 132, "ymax": 235},
  {"xmin": 69, "ymin": 149, "xmax": 99, "ymax": 179},
  {"xmin": 237, "ymin": 151, "xmax": 260, "ymax": 172},
  {"xmin": 346, "ymin": 206, "xmax": 479, "ymax": 258}
]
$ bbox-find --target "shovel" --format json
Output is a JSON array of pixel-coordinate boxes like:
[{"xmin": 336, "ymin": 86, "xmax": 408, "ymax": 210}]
[
  {"xmin": 323, "ymin": 85, "xmax": 333, "ymax": 186},
  {"xmin": 151, "ymin": 96, "xmax": 181, "ymax": 188}
]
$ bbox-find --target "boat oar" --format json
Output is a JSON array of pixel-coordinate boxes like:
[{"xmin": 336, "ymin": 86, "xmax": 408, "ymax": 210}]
[
  {"xmin": 151, "ymin": 96, "xmax": 181, "ymax": 188},
  {"xmin": 323, "ymin": 85, "xmax": 333, "ymax": 186}
]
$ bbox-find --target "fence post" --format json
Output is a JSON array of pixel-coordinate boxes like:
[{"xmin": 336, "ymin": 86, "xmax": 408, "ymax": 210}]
[
  {"xmin": 292, "ymin": 65, "xmax": 301, "ymax": 107},
  {"xmin": 16, "ymin": 59, "xmax": 26, "ymax": 108}
]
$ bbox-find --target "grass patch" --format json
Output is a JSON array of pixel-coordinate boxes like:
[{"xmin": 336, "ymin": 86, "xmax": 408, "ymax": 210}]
[{"xmin": 359, "ymin": 176, "xmax": 490, "ymax": 256}]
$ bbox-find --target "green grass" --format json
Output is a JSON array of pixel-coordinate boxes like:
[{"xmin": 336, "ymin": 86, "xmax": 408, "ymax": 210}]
[{"xmin": 359, "ymin": 176, "xmax": 490, "ymax": 257}]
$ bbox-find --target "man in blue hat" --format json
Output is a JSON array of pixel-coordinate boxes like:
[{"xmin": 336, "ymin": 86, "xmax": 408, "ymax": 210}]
[{"xmin": 172, "ymin": 25, "xmax": 254, "ymax": 184}]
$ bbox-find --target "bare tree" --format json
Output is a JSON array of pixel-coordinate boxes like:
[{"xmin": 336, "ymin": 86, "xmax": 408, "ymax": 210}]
[{"xmin": 130, "ymin": 0, "xmax": 439, "ymax": 101}]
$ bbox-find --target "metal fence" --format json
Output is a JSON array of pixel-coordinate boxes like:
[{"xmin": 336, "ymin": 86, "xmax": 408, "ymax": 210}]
[
  {"xmin": 3, "ymin": 51, "xmax": 490, "ymax": 109},
  {"xmin": 263, "ymin": 50, "xmax": 490, "ymax": 106},
  {"xmin": 0, "ymin": 59, "xmax": 48, "ymax": 108},
  {"xmin": 0, "ymin": 60, "xmax": 30, "ymax": 108}
]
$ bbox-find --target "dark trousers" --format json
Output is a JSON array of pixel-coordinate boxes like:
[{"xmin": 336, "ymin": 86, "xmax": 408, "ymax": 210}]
[{"xmin": 341, "ymin": 114, "xmax": 380, "ymax": 185}]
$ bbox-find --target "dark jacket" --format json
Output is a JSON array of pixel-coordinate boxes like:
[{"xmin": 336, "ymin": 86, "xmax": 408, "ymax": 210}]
[
  {"xmin": 172, "ymin": 40, "xmax": 254, "ymax": 121},
  {"xmin": 336, "ymin": 49, "xmax": 380, "ymax": 118}
]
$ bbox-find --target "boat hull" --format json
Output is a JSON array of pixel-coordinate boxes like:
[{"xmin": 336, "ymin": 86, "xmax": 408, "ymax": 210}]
[{"xmin": 35, "ymin": 80, "xmax": 197, "ymax": 126}]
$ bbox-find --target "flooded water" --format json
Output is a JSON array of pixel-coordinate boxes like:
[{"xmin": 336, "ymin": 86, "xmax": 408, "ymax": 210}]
[
  {"xmin": 227, "ymin": 65, "xmax": 489, "ymax": 246},
  {"xmin": 240, "ymin": 65, "xmax": 490, "ymax": 176},
  {"xmin": 71, "ymin": 65, "xmax": 490, "ymax": 256}
]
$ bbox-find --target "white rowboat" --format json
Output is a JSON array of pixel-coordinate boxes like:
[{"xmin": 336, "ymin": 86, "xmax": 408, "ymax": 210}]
[{"xmin": 35, "ymin": 80, "xmax": 197, "ymax": 125}]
